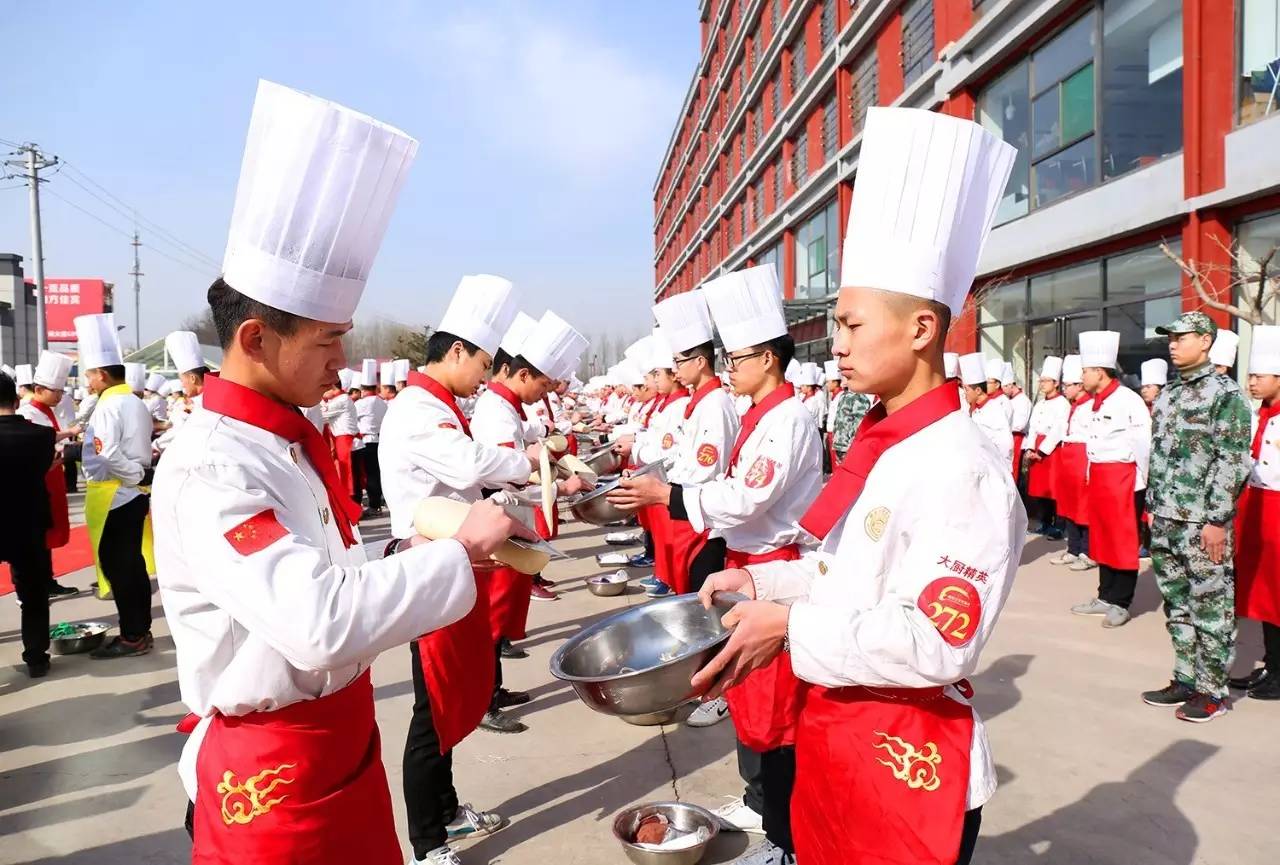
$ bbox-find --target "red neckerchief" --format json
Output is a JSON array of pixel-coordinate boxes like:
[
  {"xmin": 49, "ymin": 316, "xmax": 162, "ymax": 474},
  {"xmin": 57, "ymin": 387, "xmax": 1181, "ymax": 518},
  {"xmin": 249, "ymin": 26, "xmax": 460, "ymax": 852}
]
[
  {"xmin": 660, "ymin": 389, "xmax": 689, "ymax": 412},
  {"xmin": 486, "ymin": 380, "xmax": 527, "ymax": 421},
  {"xmin": 1091, "ymin": 377, "xmax": 1120, "ymax": 412},
  {"xmin": 202, "ymin": 373, "xmax": 362, "ymax": 548},
  {"xmin": 970, "ymin": 391, "xmax": 989, "ymax": 416},
  {"xmin": 729, "ymin": 383, "xmax": 794, "ymax": 473},
  {"xmin": 641, "ymin": 396, "xmax": 660, "ymax": 428},
  {"xmin": 1253, "ymin": 400, "xmax": 1278, "ymax": 459},
  {"xmin": 29, "ymin": 399, "xmax": 61, "ymax": 431},
  {"xmin": 407, "ymin": 371, "xmax": 471, "ymax": 438},
  {"xmin": 683, "ymin": 378, "xmax": 721, "ymax": 420},
  {"xmin": 542, "ymin": 395, "xmax": 557, "ymax": 433},
  {"xmin": 799, "ymin": 383, "xmax": 960, "ymax": 540},
  {"xmin": 1067, "ymin": 393, "xmax": 1090, "ymax": 423}
]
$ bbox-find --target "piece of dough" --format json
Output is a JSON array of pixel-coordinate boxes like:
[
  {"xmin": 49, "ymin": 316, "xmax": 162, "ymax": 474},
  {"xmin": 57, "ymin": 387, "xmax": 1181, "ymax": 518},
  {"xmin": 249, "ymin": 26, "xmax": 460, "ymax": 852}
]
[
  {"xmin": 413, "ymin": 497, "xmax": 550, "ymax": 574},
  {"xmin": 539, "ymin": 446, "xmax": 555, "ymax": 528},
  {"xmin": 545, "ymin": 434, "xmax": 568, "ymax": 453},
  {"xmin": 557, "ymin": 453, "xmax": 598, "ymax": 484}
]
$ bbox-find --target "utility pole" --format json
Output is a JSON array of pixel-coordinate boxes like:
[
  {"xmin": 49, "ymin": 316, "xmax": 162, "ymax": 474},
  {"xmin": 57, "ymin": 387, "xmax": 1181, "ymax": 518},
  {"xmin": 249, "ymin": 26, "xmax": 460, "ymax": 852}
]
[
  {"xmin": 130, "ymin": 230, "xmax": 144, "ymax": 350},
  {"xmin": 4, "ymin": 144, "xmax": 58, "ymax": 352}
]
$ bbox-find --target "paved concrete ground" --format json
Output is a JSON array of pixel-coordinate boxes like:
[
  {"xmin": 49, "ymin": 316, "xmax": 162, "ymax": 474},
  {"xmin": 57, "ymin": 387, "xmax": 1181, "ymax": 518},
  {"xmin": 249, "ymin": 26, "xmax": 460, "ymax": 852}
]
[{"xmin": 0, "ymin": 514, "xmax": 1273, "ymax": 864}]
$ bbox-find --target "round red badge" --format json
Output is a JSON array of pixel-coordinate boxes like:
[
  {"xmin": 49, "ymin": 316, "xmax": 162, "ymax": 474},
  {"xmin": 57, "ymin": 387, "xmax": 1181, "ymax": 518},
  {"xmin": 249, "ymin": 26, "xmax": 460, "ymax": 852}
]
[
  {"xmin": 662, "ymin": 433, "xmax": 674, "ymax": 449},
  {"xmin": 743, "ymin": 455, "xmax": 777, "ymax": 489},
  {"xmin": 93, "ymin": 437, "xmax": 103, "ymax": 455},
  {"xmin": 917, "ymin": 577, "xmax": 981, "ymax": 647},
  {"xmin": 696, "ymin": 443, "xmax": 719, "ymax": 466}
]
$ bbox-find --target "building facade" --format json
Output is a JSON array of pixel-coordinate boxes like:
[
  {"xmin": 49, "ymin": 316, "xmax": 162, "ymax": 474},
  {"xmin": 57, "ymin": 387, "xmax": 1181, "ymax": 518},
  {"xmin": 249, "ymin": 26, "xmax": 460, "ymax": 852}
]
[
  {"xmin": 653, "ymin": 0, "xmax": 1280, "ymax": 386},
  {"xmin": 0, "ymin": 254, "xmax": 39, "ymax": 369}
]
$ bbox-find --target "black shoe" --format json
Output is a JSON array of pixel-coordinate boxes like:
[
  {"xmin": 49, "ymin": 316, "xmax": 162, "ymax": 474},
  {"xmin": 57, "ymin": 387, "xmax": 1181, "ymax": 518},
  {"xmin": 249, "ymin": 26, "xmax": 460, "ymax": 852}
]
[
  {"xmin": 493, "ymin": 688, "xmax": 531, "ymax": 708},
  {"xmin": 1249, "ymin": 673, "xmax": 1280, "ymax": 701},
  {"xmin": 499, "ymin": 639, "xmax": 528, "ymax": 660},
  {"xmin": 360, "ymin": 507, "xmax": 383, "ymax": 520},
  {"xmin": 479, "ymin": 709, "xmax": 528, "ymax": 734},
  {"xmin": 47, "ymin": 583, "xmax": 79, "ymax": 599},
  {"xmin": 1141, "ymin": 680, "xmax": 1197, "ymax": 707},
  {"xmin": 1175, "ymin": 693, "xmax": 1228, "ymax": 723},
  {"xmin": 1229, "ymin": 668, "xmax": 1268, "ymax": 690},
  {"xmin": 90, "ymin": 632, "xmax": 154, "ymax": 659},
  {"xmin": 1044, "ymin": 527, "xmax": 1064, "ymax": 541},
  {"xmin": 27, "ymin": 660, "xmax": 50, "ymax": 678}
]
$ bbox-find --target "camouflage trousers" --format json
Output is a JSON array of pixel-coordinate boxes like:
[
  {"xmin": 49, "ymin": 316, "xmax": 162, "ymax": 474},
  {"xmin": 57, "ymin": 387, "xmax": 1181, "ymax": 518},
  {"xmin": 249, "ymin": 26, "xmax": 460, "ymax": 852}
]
[{"xmin": 1149, "ymin": 517, "xmax": 1237, "ymax": 699}]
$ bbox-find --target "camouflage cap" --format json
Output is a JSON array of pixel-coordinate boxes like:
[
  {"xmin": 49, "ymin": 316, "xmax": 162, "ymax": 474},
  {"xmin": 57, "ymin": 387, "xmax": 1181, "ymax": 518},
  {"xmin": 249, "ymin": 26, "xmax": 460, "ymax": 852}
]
[{"xmin": 1155, "ymin": 311, "xmax": 1217, "ymax": 337}]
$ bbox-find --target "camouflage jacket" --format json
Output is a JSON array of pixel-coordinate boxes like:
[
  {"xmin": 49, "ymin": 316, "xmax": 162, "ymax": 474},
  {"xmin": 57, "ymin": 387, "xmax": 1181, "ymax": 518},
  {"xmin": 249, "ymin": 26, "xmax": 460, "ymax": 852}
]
[
  {"xmin": 832, "ymin": 392, "xmax": 875, "ymax": 456},
  {"xmin": 1148, "ymin": 363, "xmax": 1252, "ymax": 524}
]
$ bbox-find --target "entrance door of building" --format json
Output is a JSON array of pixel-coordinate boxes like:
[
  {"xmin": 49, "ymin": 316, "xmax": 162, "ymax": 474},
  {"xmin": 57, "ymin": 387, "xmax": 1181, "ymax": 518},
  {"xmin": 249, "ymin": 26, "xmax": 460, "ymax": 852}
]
[{"xmin": 1025, "ymin": 311, "xmax": 1100, "ymax": 385}]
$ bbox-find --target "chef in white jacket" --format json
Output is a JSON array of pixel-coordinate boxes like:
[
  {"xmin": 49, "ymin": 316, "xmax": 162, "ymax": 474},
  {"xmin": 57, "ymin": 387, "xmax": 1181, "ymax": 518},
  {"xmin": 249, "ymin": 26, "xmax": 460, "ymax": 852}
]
[
  {"xmin": 354, "ymin": 358, "xmax": 388, "ymax": 516},
  {"xmin": 694, "ymin": 107, "xmax": 1023, "ymax": 865},
  {"xmin": 151, "ymin": 81, "xmax": 525, "ymax": 865},
  {"xmin": 962, "ymin": 352, "xmax": 1014, "ymax": 465},
  {"xmin": 1023, "ymin": 356, "xmax": 1070, "ymax": 535}
]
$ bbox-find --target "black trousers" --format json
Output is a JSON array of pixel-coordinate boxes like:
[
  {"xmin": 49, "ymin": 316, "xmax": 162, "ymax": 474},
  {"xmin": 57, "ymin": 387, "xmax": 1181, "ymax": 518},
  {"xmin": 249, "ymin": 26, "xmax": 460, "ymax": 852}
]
[
  {"xmin": 363, "ymin": 441, "xmax": 383, "ymax": 509},
  {"xmin": 7, "ymin": 543, "xmax": 52, "ymax": 666},
  {"xmin": 491, "ymin": 641, "xmax": 504, "ymax": 708},
  {"xmin": 351, "ymin": 449, "xmax": 365, "ymax": 506},
  {"xmin": 689, "ymin": 537, "xmax": 726, "ymax": 594},
  {"xmin": 1098, "ymin": 565, "xmax": 1138, "ymax": 609},
  {"xmin": 64, "ymin": 455, "xmax": 78, "ymax": 493},
  {"xmin": 99, "ymin": 495, "xmax": 152, "ymax": 639},
  {"xmin": 1264, "ymin": 622, "xmax": 1280, "ymax": 672},
  {"xmin": 1031, "ymin": 496, "xmax": 1056, "ymax": 526},
  {"xmin": 957, "ymin": 807, "xmax": 983, "ymax": 865},
  {"xmin": 405, "ymin": 642, "xmax": 458, "ymax": 857},
  {"xmin": 1064, "ymin": 518, "xmax": 1089, "ymax": 557},
  {"xmin": 736, "ymin": 739, "xmax": 796, "ymax": 853},
  {"xmin": 643, "ymin": 529, "xmax": 654, "ymax": 559}
]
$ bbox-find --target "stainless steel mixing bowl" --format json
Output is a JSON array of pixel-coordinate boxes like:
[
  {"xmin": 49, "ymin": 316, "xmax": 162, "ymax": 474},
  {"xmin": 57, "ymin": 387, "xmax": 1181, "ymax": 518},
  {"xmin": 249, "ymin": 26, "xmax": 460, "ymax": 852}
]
[
  {"xmin": 548, "ymin": 592, "xmax": 739, "ymax": 718},
  {"xmin": 581, "ymin": 445, "xmax": 624, "ymax": 477},
  {"xmin": 586, "ymin": 575, "xmax": 629, "ymax": 597},
  {"xmin": 50, "ymin": 622, "xmax": 109, "ymax": 655},
  {"xmin": 612, "ymin": 801, "xmax": 719, "ymax": 865}
]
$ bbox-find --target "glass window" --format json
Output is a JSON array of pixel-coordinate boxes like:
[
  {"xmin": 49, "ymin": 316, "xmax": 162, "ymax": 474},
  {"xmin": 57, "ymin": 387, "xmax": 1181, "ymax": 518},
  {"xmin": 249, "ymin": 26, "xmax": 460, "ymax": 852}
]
[
  {"xmin": 1034, "ymin": 135, "xmax": 1097, "ymax": 208},
  {"xmin": 850, "ymin": 46, "xmax": 879, "ymax": 136},
  {"xmin": 774, "ymin": 154, "xmax": 784, "ymax": 206},
  {"xmin": 791, "ymin": 35, "xmax": 807, "ymax": 94},
  {"xmin": 902, "ymin": 0, "xmax": 936, "ymax": 86},
  {"xmin": 979, "ymin": 279, "xmax": 1029, "ymax": 324},
  {"xmin": 1029, "ymin": 260, "xmax": 1103, "ymax": 317},
  {"xmin": 753, "ymin": 102, "xmax": 763, "ymax": 148},
  {"xmin": 979, "ymin": 61, "xmax": 1031, "ymax": 224},
  {"xmin": 1236, "ymin": 211, "xmax": 1280, "ymax": 363},
  {"xmin": 758, "ymin": 241, "xmax": 782, "ymax": 287},
  {"xmin": 823, "ymin": 93, "xmax": 839, "ymax": 160},
  {"xmin": 1239, "ymin": 0, "xmax": 1280, "ymax": 125},
  {"xmin": 821, "ymin": 0, "xmax": 836, "ymax": 48},
  {"xmin": 1101, "ymin": 0, "xmax": 1183, "ymax": 178},
  {"xmin": 1033, "ymin": 12, "xmax": 1095, "ymax": 92},
  {"xmin": 771, "ymin": 0, "xmax": 781, "ymax": 36},
  {"xmin": 792, "ymin": 131, "xmax": 809, "ymax": 186},
  {"xmin": 793, "ymin": 198, "xmax": 841, "ymax": 299}
]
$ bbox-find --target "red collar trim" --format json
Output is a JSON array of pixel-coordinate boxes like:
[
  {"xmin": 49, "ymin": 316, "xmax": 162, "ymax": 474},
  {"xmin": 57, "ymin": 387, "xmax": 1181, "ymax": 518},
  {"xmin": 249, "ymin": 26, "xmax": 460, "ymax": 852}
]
[
  {"xmin": 1091, "ymin": 378, "xmax": 1120, "ymax": 412},
  {"xmin": 683, "ymin": 378, "xmax": 722, "ymax": 419},
  {"xmin": 29, "ymin": 399, "xmax": 59, "ymax": 430},
  {"xmin": 487, "ymin": 380, "xmax": 528, "ymax": 421},
  {"xmin": 729, "ymin": 383, "xmax": 794, "ymax": 471},
  {"xmin": 408, "ymin": 371, "xmax": 472, "ymax": 438}
]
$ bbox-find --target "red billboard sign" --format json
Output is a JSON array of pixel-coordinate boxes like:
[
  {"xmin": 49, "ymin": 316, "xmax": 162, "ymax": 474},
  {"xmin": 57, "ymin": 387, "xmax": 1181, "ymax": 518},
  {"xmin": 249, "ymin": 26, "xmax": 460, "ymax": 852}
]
[{"xmin": 34, "ymin": 278, "xmax": 108, "ymax": 342}]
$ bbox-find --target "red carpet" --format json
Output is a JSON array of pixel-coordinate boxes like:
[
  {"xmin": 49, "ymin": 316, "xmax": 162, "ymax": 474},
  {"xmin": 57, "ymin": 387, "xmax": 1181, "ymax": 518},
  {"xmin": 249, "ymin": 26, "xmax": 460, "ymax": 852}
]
[{"xmin": 0, "ymin": 524, "xmax": 94, "ymax": 596}]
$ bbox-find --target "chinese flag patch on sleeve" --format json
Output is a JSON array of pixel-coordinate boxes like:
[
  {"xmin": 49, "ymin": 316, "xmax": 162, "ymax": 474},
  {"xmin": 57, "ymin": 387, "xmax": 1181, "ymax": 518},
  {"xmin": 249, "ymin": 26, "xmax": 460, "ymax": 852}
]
[{"xmin": 224, "ymin": 509, "xmax": 289, "ymax": 556}]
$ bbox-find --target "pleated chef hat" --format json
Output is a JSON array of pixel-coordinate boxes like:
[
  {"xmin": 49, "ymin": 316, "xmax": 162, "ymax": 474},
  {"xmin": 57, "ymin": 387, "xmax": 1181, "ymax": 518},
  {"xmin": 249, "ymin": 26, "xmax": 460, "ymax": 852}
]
[
  {"xmin": 840, "ymin": 108, "xmax": 1016, "ymax": 316},
  {"xmin": 33, "ymin": 351, "xmax": 73, "ymax": 391},
  {"xmin": 221, "ymin": 80, "xmax": 418, "ymax": 324},
  {"xmin": 784, "ymin": 358, "xmax": 803, "ymax": 384},
  {"xmin": 146, "ymin": 372, "xmax": 167, "ymax": 392},
  {"xmin": 1141, "ymin": 358, "xmax": 1168, "ymax": 387},
  {"xmin": 74, "ymin": 313, "xmax": 123, "ymax": 370},
  {"xmin": 824, "ymin": 360, "xmax": 841, "ymax": 381},
  {"xmin": 653, "ymin": 288, "xmax": 715, "ymax": 354},
  {"xmin": 984, "ymin": 357, "xmax": 1004, "ymax": 382},
  {"xmin": 165, "ymin": 331, "xmax": 204, "ymax": 375},
  {"xmin": 1209, "ymin": 330, "xmax": 1240, "ymax": 368},
  {"xmin": 618, "ymin": 358, "xmax": 647, "ymax": 386},
  {"xmin": 337, "ymin": 368, "xmax": 355, "ymax": 390},
  {"xmin": 702, "ymin": 265, "xmax": 787, "ymax": 353},
  {"xmin": 360, "ymin": 359, "xmax": 378, "ymax": 388},
  {"xmin": 379, "ymin": 361, "xmax": 395, "ymax": 387},
  {"xmin": 1249, "ymin": 326, "xmax": 1280, "ymax": 375},
  {"xmin": 438, "ymin": 274, "xmax": 520, "ymax": 357},
  {"xmin": 125, "ymin": 363, "xmax": 147, "ymax": 393},
  {"xmin": 522, "ymin": 311, "xmax": 587, "ymax": 380},
  {"xmin": 1039, "ymin": 356, "xmax": 1063, "ymax": 382},
  {"xmin": 391, "ymin": 359, "xmax": 409, "ymax": 383},
  {"xmin": 625, "ymin": 335, "xmax": 654, "ymax": 366},
  {"xmin": 1001, "ymin": 362, "xmax": 1016, "ymax": 386},
  {"xmin": 959, "ymin": 353, "xmax": 987, "ymax": 387},
  {"xmin": 1079, "ymin": 331, "xmax": 1120, "ymax": 369},
  {"xmin": 943, "ymin": 352, "xmax": 960, "ymax": 379},
  {"xmin": 802, "ymin": 362, "xmax": 823, "ymax": 386},
  {"xmin": 14, "ymin": 364, "xmax": 33, "ymax": 387},
  {"xmin": 1061, "ymin": 355, "xmax": 1083, "ymax": 385},
  {"xmin": 0, "ymin": 364, "xmax": 13, "ymax": 379},
  {"xmin": 500, "ymin": 312, "xmax": 538, "ymax": 357},
  {"xmin": 649, "ymin": 329, "xmax": 676, "ymax": 372}
]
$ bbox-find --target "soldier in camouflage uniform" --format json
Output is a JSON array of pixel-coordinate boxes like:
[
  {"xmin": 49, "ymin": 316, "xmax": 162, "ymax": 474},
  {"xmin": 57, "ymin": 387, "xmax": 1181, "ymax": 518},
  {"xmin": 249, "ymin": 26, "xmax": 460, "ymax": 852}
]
[
  {"xmin": 1142, "ymin": 311, "xmax": 1253, "ymax": 723},
  {"xmin": 831, "ymin": 389, "xmax": 875, "ymax": 462}
]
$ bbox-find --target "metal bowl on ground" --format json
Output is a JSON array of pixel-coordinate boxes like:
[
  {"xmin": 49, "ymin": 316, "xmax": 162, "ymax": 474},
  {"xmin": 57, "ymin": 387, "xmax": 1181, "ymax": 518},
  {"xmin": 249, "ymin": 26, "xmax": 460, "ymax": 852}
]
[
  {"xmin": 549, "ymin": 592, "xmax": 740, "ymax": 718},
  {"xmin": 581, "ymin": 445, "xmax": 624, "ymax": 477},
  {"xmin": 587, "ymin": 574, "xmax": 629, "ymax": 597},
  {"xmin": 50, "ymin": 622, "xmax": 109, "ymax": 655},
  {"xmin": 612, "ymin": 801, "xmax": 719, "ymax": 865}
]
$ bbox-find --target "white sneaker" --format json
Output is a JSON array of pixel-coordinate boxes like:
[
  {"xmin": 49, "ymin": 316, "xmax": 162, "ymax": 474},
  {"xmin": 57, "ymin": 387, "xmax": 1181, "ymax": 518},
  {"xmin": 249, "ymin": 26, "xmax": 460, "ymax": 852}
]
[
  {"xmin": 446, "ymin": 803, "xmax": 503, "ymax": 839},
  {"xmin": 597, "ymin": 552, "xmax": 631, "ymax": 566},
  {"xmin": 1068, "ymin": 555, "xmax": 1097, "ymax": 571},
  {"xmin": 712, "ymin": 796, "xmax": 764, "ymax": 834},
  {"xmin": 731, "ymin": 838, "xmax": 792, "ymax": 864},
  {"xmin": 411, "ymin": 846, "xmax": 461, "ymax": 865},
  {"xmin": 1049, "ymin": 551, "xmax": 1078, "ymax": 566},
  {"xmin": 686, "ymin": 696, "xmax": 730, "ymax": 728}
]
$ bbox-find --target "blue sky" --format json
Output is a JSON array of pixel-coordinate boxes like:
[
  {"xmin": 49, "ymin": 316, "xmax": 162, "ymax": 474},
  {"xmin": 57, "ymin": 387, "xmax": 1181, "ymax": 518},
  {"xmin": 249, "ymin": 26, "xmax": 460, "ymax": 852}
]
[{"xmin": 0, "ymin": 0, "xmax": 699, "ymax": 349}]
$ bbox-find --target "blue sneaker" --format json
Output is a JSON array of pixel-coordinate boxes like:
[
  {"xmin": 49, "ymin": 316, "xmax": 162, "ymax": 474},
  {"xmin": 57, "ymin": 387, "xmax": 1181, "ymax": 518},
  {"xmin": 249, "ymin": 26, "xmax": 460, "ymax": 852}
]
[
  {"xmin": 1139, "ymin": 546, "xmax": 1151, "ymax": 559},
  {"xmin": 645, "ymin": 582, "xmax": 673, "ymax": 598},
  {"xmin": 628, "ymin": 553, "xmax": 656, "ymax": 568},
  {"xmin": 639, "ymin": 575, "xmax": 661, "ymax": 589}
]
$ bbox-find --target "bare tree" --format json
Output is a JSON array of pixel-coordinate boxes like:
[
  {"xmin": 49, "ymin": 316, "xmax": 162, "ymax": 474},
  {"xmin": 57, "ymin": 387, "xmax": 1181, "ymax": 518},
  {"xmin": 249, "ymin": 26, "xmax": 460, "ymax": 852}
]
[
  {"xmin": 178, "ymin": 308, "xmax": 219, "ymax": 345},
  {"xmin": 1160, "ymin": 238, "xmax": 1280, "ymax": 326}
]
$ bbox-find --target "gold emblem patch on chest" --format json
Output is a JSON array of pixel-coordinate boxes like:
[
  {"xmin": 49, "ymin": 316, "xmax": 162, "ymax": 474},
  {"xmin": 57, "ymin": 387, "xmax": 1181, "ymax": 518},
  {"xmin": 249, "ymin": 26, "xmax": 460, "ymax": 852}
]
[{"xmin": 864, "ymin": 506, "xmax": 891, "ymax": 541}]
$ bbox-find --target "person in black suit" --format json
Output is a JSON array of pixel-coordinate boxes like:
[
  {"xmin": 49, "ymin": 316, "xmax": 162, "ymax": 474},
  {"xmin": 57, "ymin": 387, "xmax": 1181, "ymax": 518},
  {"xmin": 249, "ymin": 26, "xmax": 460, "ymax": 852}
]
[{"xmin": 0, "ymin": 372, "xmax": 57, "ymax": 677}]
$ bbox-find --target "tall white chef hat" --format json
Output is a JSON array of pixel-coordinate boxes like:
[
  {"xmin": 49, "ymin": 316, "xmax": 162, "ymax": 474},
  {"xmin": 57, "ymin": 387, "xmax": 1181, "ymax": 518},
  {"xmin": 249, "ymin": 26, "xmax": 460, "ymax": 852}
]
[
  {"xmin": 984, "ymin": 357, "xmax": 1004, "ymax": 382},
  {"xmin": 958, "ymin": 353, "xmax": 987, "ymax": 387},
  {"xmin": 125, "ymin": 362, "xmax": 147, "ymax": 393},
  {"xmin": 379, "ymin": 361, "xmax": 395, "ymax": 387},
  {"xmin": 437, "ymin": 274, "xmax": 520, "ymax": 357},
  {"xmin": 824, "ymin": 359, "xmax": 841, "ymax": 381},
  {"xmin": 702, "ymin": 265, "xmax": 787, "ymax": 353},
  {"xmin": 146, "ymin": 372, "xmax": 167, "ymax": 392},
  {"xmin": 74, "ymin": 313, "xmax": 123, "ymax": 370},
  {"xmin": 1249, "ymin": 326, "xmax": 1280, "ymax": 375},
  {"xmin": 1079, "ymin": 331, "xmax": 1120, "ymax": 369},
  {"xmin": 360, "ymin": 358, "xmax": 378, "ymax": 388},
  {"xmin": 649, "ymin": 328, "xmax": 676, "ymax": 372},
  {"xmin": 522, "ymin": 311, "xmax": 587, "ymax": 380},
  {"xmin": 1039, "ymin": 356, "xmax": 1063, "ymax": 382},
  {"xmin": 33, "ymin": 351, "xmax": 74, "ymax": 391},
  {"xmin": 393, "ymin": 358, "xmax": 411, "ymax": 383},
  {"xmin": 784, "ymin": 358, "xmax": 803, "ymax": 384},
  {"xmin": 943, "ymin": 352, "xmax": 960, "ymax": 379},
  {"xmin": 1141, "ymin": 358, "xmax": 1169, "ymax": 387},
  {"xmin": 840, "ymin": 108, "xmax": 1016, "ymax": 317},
  {"xmin": 619, "ymin": 359, "xmax": 647, "ymax": 386},
  {"xmin": 500, "ymin": 312, "xmax": 538, "ymax": 357},
  {"xmin": 802, "ymin": 362, "xmax": 823, "ymax": 386},
  {"xmin": 221, "ymin": 80, "xmax": 418, "ymax": 324},
  {"xmin": 1209, "ymin": 330, "xmax": 1240, "ymax": 368},
  {"xmin": 165, "ymin": 330, "xmax": 205, "ymax": 375},
  {"xmin": 624, "ymin": 336, "xmax": 654, "ymax": 366},
  {"xmin": 0, "ymin": 364, "xmax": 13, "ymax": 379},
  {"xmin": 653, "ymin": 288, "xmax": 716, "ymax": 354},
  {"xmin": 337, "ymin": 368, "xmax": 355, "ymax": 390},
  {"xmin": 1000, "ymin": 362, "xmax": 1016, "ymax": 386},
  {"xmin": 14, "ymin": 364, "xmax": 34, "ymax": 387},
  {"xmin": 1061, "ymin": 355, "xmax": 1083, "ymax": 385}
]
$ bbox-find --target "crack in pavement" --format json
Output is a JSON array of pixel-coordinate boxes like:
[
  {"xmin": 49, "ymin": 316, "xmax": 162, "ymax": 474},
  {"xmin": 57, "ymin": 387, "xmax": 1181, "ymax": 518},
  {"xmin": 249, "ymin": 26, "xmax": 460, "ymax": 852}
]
[{"xmin": 658, "ymin": 725, "xmax": 681, "ymax": 801}]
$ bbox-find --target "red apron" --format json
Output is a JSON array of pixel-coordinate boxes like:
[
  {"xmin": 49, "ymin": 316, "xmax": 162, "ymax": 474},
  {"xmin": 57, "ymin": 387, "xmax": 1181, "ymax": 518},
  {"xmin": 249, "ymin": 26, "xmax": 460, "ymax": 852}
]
[
  {"xmin": 534, "ymin": 500, "xmax": 559, "ymax": 541},
  {"xmin": 331, "ymin": 434, "xmax": 356, "ymax": 502},
  {"xmin": 192, "ymin": 670, "xmax": 401, "ymax": 865},
  {"xmin": 29, "ymin": 401, "xmax": 71, "ymax": 549},
  {"xmin": 1053, "ymin": 442, "xmax": 1089, "ymax": 524},
  {"xmin": 416, "ymin": 566, "xmax": 495, "ymax": 753},
  {"xmin": 1086, "ymin": 462, "xmax": 1138, "ymax": 570},
  {"xmin": 792, "ymin": 684, "xmax": 974, "ymax": 865},
  {"xmin": 643, "ymin": 503, "xmax": 672, "ymax": 584},
  {"xmin": 723, "ymin": 545, "xmax": 803, "ymax": 751},
  {"xmin": 663, "ymin": 520, "xmax": 708, "ymax": 596},
  {"xmin": 1011, "ymin": 432, "xmax": 1025, "ymax": 479},
  {"xmin": 1026, "ymin": 435, "xmax": 1055, "ymax": 499},
  {"xmin": 488, "ymin": 565, "xmax": 532, "ymax": 641},
  {"xmin": 1235, "ymin": 486, "xmax": 1280, "ymax": 625}
]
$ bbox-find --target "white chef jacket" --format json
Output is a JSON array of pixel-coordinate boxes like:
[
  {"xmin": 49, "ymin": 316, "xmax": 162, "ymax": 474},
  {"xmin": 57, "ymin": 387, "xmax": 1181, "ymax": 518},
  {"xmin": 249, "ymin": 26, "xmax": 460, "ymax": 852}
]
[
  {"xmin": 1007, "ymin": 391, "xmax": 1032, "ymax": 435},
  {"xmin": 988, "ymin": 392, "xmax": 1015, "ymax": 427},
  {"xmin": 156, "ymin": 394, "xmax": 202, "ymax": 452},
  {"xmin": 1026, "ymin": 394, "xmax": 1070, "ymax": 455},
  {"xmin": 355, "ymin": 394, "xmax": 387, "ymax": 444},
  {"xmin": 144, "ymin": 392, "xmax": 169, "ymax": 423},
  {"xmin": 321, "ymin": 393, "xmax": 359, "ymax": 437},
  {"xmin": 380, "ymin": 384, "xmax": 531, "ymax": 539},
  {"xmin": 1247, "ymin": 407, "xmax": 1278, "ymax": 491},
  {"xmin": 152, "ymin": 405, "xmax": 476, "ymax": 801},
  {"xmin": 603, "ymin": 393, "xmax": 630, "ymax": 424},
  {"xmin": 1063, "ymin": 396, "xmax": 1093, "ymax": 443},
  {"xmin": 970, "ymin": 397, "xmax": 1014, "ymax": 467},
  {"xmin": 749, "ymin": 408, "xmax": 1027, "ymax": 809},
  {"xmin": 666, "ymin": 385, "xmax": 739, "ymax": 487},
  {"xmin": 75, "ymin": 392, "xmax": 99, "ymax": 426},
  {"xmin": 735, "ymin": 393, "xmax": 753, "ymax": 416},
  {"xmin": 82, "ymin": 387, "xmax": 153, "ymax": 509},
  {"xmin": 802, "ymin": 391, "xmax": 827, "ymax": 429},
  {"xmin": 634, "ymin": 393, "xmax": 690, "ymax": 467},
  {"xmin": 301, "ymin": 403, "xmax": 324, "ymax": 432},
  {"xmin": 1084, "ymin": 384, "xmax": 1151, "ymax": 490},
  {"xmin": 682, "ymin": 394, "xmax": 822, "ymax": 553}
]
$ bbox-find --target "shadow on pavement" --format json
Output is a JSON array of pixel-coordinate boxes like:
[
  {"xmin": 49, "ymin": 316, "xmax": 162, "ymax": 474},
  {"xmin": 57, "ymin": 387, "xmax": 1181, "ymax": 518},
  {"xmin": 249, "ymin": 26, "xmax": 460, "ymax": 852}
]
[
  {"xmin": 0, "ymin": 732, "xmax": 184, "ymax": 813},
  {"xmin": 0, "ymin": 786, "xmax": 146, "ymax": 836},
  {"xmin": 970, "ymin": 653, "xmax": 1033, "ymax": 724},
  {"xmin": 1, "ymin": 680, "xmax": 182, "ymax": 751},
  {"xmin": 18, "ymin": 827, "xmax": 190, "ymax": 864}
]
